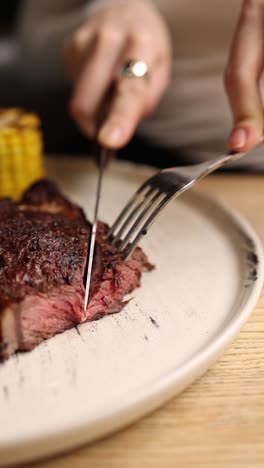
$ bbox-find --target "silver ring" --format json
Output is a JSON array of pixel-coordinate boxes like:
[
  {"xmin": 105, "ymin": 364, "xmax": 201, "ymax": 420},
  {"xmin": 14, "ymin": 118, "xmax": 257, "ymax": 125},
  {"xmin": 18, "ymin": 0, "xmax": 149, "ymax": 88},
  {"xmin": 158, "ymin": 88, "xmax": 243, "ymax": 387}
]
[{"xmin": 119, "ymin": 60, "xmax": 150, "ymax": 81}]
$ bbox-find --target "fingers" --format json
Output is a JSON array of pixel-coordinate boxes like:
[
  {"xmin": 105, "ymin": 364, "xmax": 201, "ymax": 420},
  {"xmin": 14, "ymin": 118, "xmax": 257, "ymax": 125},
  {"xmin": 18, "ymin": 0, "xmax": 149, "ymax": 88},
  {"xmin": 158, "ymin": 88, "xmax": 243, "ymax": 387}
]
[
  {"xmin": 63, "ymin": 0, "xmax": 172, "ymax": 147},
  {"xmin": 98, "ymin": 67, "xmax": 168, "ymax": 148},
  {"xmin": 98, "ymin": 36, "xmax": 171, "ymax": 148},
  {"xmin": 225, "ymin": 0, "xmax": 264, "ymax": 151},
  {"xmin": 69, "ymin": 28, "xmax": 125, "ymax": 137}
]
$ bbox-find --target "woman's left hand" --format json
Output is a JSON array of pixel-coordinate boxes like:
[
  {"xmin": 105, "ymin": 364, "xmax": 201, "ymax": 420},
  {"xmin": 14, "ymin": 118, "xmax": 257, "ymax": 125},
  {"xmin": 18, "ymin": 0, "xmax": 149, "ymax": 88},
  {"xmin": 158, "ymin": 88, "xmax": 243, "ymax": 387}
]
[{"xmin": 225, "ymin": 0, "xmax": 264, "ymax": 152}]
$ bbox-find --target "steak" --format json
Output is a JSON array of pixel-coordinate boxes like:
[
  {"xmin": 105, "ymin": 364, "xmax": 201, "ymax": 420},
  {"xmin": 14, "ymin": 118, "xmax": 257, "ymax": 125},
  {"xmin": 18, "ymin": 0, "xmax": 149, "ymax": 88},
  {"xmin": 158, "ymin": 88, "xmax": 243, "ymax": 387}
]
[{"xmin": 0, "ymin": 180, "xmax": 153, "ymax": 360}]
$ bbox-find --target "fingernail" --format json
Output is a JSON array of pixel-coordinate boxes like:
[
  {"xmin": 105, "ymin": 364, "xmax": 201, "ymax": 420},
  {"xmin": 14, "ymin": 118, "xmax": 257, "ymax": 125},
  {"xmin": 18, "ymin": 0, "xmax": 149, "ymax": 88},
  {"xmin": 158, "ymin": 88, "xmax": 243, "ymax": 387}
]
[
  {"xmin": 228, "ymin": 127, "xmax": 247, "ymax": 150},
  {"xmin": 99, "ymin": 126, "xmax": 122, "ymax": 147}
]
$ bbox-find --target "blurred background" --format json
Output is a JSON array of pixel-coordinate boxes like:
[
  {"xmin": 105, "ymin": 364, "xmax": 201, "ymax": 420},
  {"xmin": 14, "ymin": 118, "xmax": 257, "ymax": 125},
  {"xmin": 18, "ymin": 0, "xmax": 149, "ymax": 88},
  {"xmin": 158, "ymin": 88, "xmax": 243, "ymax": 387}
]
[{"xmin": 0, "ymin": 1, "xmax": 89, "ymax": 155}]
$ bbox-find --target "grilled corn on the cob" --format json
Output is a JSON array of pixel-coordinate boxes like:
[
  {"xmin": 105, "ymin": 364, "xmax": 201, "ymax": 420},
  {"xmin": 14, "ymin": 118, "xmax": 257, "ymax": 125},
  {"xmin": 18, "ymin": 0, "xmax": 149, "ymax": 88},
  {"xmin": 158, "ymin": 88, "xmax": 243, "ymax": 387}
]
[{"xmin": 0, "ymin": 108, "xmax": 44, "ymax": 199}]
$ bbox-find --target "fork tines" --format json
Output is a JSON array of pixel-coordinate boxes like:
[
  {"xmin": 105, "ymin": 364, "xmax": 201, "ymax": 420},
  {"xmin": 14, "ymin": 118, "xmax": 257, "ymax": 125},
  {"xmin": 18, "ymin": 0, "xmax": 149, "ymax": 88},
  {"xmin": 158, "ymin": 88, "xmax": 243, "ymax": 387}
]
[{"xmin": 107, "ymin": 179, "xmax": 172, "ymax": 260}]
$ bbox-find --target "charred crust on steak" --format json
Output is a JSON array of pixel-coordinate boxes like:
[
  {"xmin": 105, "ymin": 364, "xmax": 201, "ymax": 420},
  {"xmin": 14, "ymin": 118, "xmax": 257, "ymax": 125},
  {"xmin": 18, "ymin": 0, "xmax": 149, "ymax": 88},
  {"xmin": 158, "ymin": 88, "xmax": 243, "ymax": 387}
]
[
  {"xmin": 0, "ymin": 179, "xmax": 153, "ymax": 360},
  {"xmin": 0, "ymin": 180, "xmax": 90, "ymax": 312},
  {"xmin": 21, "ymin": 179, "xmax": 73, "ymax": 207}
]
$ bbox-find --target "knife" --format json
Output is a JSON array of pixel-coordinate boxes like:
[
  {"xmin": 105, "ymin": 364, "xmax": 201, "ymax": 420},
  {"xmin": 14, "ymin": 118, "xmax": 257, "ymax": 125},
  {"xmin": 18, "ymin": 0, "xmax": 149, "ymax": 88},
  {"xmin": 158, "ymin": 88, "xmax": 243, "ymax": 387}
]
[{"xmin": 83, "ymin": 146, "xmax": 111, "ymax": 311}]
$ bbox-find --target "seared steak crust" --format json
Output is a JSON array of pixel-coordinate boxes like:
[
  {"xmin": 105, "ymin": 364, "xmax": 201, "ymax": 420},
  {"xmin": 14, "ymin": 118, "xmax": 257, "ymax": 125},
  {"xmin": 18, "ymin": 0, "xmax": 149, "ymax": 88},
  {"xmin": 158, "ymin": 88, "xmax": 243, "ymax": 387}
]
[
  {"xmin": 0, "ymin": 180, "xmax": 152, "ymax": 360},
  {"xmin": 0, "ymin": 184, "xmax": 89, "ymax": 308}
]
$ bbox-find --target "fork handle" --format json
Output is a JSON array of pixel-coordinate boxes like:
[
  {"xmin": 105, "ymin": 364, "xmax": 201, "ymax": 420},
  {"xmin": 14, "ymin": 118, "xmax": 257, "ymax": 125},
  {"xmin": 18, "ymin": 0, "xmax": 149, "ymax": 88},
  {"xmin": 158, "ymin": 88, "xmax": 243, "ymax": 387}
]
[{"xmin": 164, "ymin": 137, "xmax": 264, "ymax": 182}]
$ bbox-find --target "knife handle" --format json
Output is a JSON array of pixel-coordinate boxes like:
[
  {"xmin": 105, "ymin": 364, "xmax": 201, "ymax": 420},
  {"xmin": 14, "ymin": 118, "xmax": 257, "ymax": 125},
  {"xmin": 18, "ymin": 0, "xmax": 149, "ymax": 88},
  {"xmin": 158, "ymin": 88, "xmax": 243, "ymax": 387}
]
[
  {"xmin": 94, "ymin": 144, "xmax": 115, "ymax": 169},
  {"xmin": 93, "ymin": 84, "xmax": 116, "ymax": 168}
]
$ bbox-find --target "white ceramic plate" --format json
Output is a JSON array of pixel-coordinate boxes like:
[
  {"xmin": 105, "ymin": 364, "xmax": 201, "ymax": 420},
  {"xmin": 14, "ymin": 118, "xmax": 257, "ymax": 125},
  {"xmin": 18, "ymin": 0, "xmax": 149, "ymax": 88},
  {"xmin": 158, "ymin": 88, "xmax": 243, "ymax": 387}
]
[{"xmin": 0, "ymin": 159, "xmax": 263, "ymax": 467}]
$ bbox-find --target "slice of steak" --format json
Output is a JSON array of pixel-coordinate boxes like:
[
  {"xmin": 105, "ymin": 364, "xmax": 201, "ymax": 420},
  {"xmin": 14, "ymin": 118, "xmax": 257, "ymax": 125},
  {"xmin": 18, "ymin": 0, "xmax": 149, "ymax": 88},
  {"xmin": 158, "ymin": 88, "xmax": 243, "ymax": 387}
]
[{"xmin": 0, "ymin": 180, "xmax": 152, "ymax": 361}]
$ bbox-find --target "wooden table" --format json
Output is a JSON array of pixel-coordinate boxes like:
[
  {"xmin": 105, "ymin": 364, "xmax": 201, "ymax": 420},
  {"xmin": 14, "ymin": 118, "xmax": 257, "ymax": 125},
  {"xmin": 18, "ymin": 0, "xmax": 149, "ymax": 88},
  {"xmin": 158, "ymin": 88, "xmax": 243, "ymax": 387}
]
[{"xmin": 30, "ymin": 175, "xmax": 264, "ymax": 468}]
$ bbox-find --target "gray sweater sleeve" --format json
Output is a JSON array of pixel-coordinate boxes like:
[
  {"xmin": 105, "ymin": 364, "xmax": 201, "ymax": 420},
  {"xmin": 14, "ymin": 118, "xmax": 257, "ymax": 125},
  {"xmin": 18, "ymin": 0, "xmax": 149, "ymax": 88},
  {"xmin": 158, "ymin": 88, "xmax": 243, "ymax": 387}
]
[{"xmin": 16, "ymin": 0, "xmax": 93, "ymax": 85}]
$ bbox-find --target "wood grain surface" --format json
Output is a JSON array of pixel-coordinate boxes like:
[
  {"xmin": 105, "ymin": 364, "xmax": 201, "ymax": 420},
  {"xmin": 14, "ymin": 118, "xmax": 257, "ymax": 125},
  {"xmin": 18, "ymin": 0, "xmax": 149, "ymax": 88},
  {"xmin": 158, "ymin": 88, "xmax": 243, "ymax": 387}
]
[{"xmin": 28, "ymin": 175, "xmax": 264, "ymax": 468}]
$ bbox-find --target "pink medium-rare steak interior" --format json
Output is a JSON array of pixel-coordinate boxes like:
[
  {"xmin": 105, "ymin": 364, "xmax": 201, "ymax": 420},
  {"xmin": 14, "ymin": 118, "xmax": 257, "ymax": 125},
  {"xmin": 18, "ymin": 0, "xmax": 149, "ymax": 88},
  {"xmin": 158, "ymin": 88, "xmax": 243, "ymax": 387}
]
[{"xmin": 0, "ymin": 180, "xmax": 153, "ymax": 360}]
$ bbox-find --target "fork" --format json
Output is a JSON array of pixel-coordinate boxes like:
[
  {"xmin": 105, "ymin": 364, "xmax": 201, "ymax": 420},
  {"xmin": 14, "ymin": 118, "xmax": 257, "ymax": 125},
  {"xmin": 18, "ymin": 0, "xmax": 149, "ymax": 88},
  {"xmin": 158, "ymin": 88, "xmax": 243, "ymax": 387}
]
[{"xmin": 107, "ymin": 143, "xmax": 262, "ymax": 260}]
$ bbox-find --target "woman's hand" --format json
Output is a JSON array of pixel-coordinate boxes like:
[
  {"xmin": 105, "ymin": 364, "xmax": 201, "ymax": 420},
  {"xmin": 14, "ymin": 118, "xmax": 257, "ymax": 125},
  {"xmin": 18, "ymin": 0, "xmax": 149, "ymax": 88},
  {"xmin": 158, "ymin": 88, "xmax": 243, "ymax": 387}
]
[
  {"xmin": 63, "ymin": 0, "xmax": 172, "ymax": 149},
  {"xmin": 225, "ymin": 0, "xmax": 264, "ymax": 152}
]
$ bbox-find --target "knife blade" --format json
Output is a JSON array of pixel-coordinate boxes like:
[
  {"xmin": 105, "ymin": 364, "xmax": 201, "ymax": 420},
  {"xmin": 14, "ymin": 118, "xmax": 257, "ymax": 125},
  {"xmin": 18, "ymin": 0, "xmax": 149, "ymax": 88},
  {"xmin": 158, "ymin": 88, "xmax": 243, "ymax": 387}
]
[{"xmin": 83, "ymin": 147, "xmax": 109, "ymax": 311}]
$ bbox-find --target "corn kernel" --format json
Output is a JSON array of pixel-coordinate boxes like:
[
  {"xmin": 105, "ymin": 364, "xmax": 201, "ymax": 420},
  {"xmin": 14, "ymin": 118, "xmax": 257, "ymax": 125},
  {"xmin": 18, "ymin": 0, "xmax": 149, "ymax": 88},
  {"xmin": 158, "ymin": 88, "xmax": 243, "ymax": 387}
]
[{"xmin": 0, "ymin": 108, "xmax": 45, "ymax": 199}]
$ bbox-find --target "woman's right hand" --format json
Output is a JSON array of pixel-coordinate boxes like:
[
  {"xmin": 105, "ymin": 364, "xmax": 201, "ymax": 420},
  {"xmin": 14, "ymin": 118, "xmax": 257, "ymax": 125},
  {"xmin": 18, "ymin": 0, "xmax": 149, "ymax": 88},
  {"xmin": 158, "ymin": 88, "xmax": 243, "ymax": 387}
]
[{"xmin": 63, "ymin": 0, "xmax": 172, "ymax": 149}]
